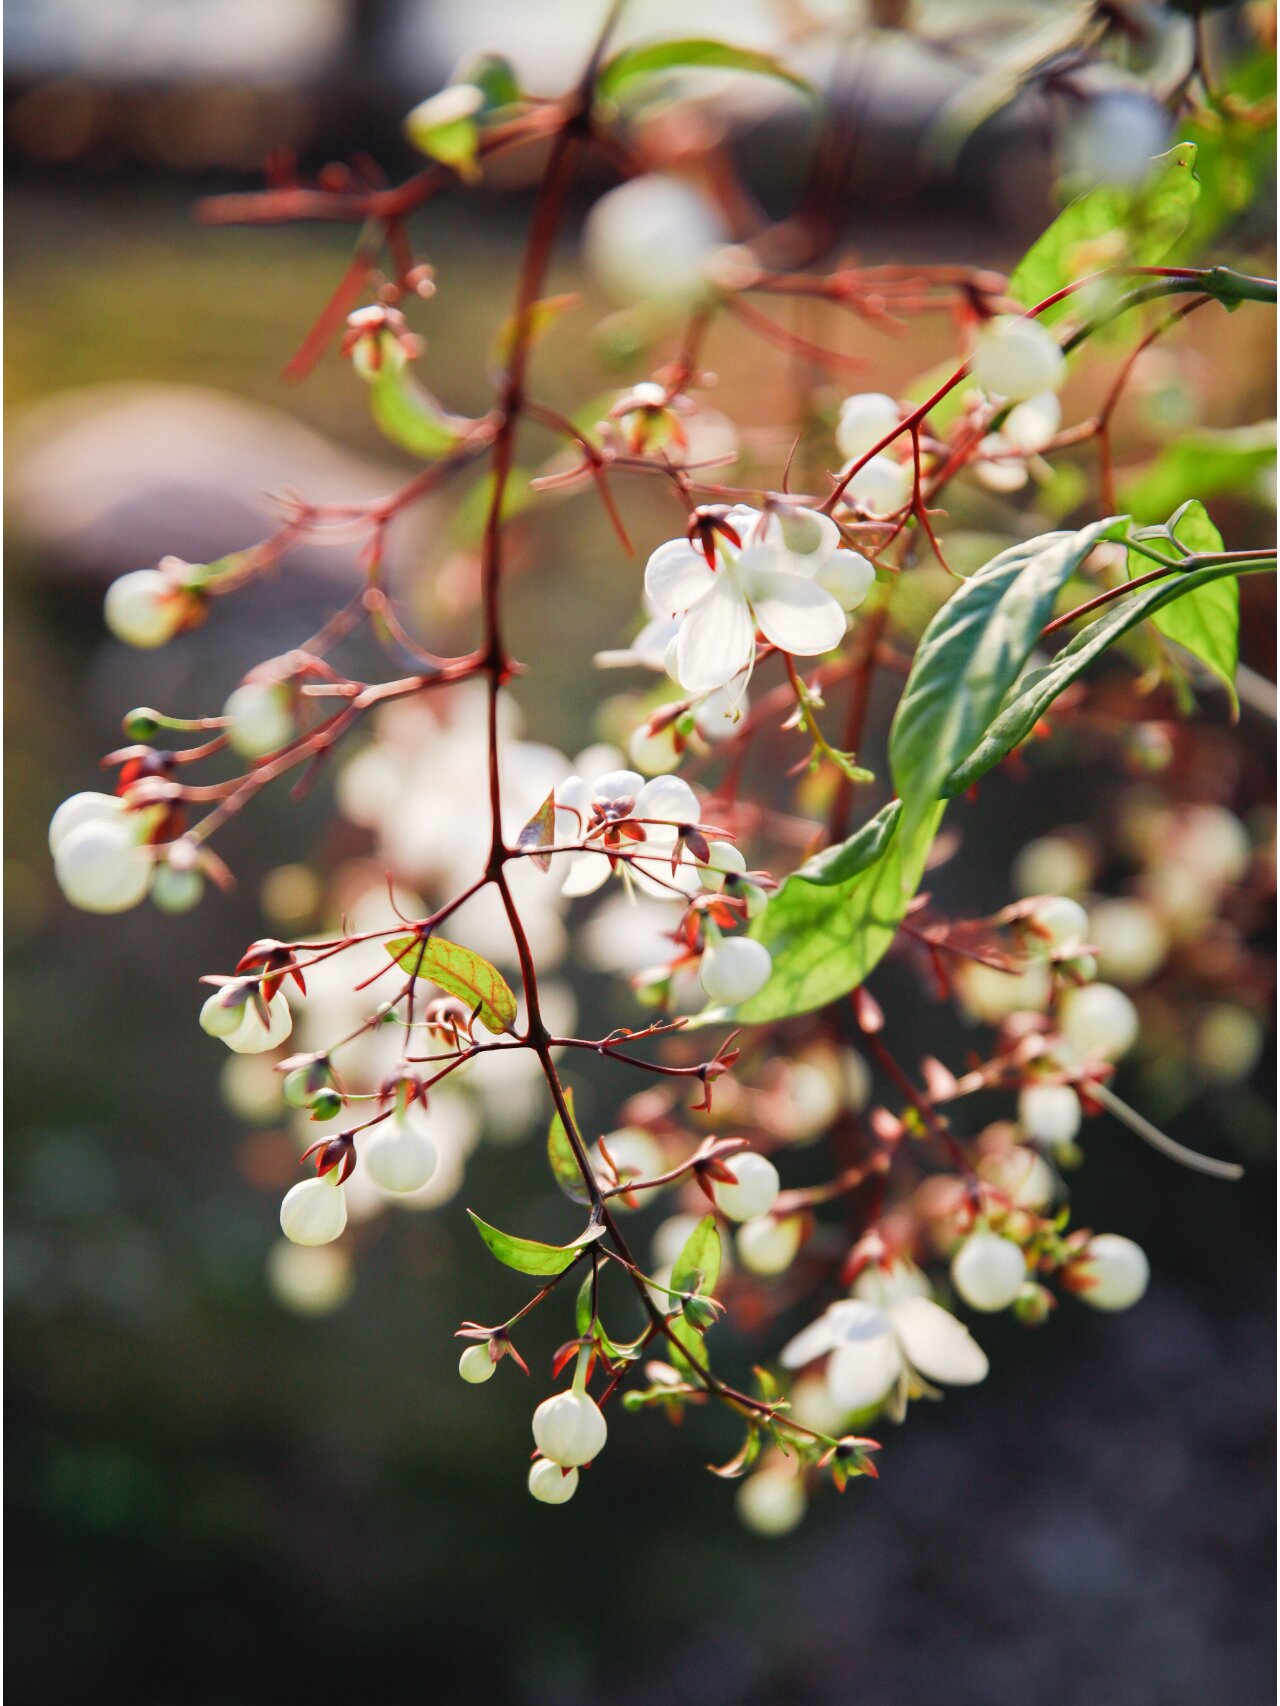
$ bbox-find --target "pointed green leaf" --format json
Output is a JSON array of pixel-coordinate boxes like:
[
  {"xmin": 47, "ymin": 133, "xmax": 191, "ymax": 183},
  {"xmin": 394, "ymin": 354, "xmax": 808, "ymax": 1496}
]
[
  {"xmin": 1130, "ymin": 501, "xmax": 1238, "ymax": 712},
  {"xmin": 386, "ymin": 935, "xmax": 518, "ymax": 1034},
  {"xmin": 596, "ymin": 38, "xmax": 815, "ymax": 105},
  {"xmin": 777, "ymin": 799, "xmax": 903, "ymax": 889},
  {"xmin": 944, "ymin": 555, "xmax": 1274, "ymax": 794},
  {"xmin": 466, "ymin": 1211, "xmax": 603, "ymax": 1276},
  {"xmin": 1008, "ymin": 143, "xmax": 1200, "ymax": 319},
  {"xmin": 369, "ymin": 366, "xmax": 473, "ymax": 459},
  {"xmin": 547, "ymin": 1087, "xmax": 592, "ymax": 1205},
  {"xmin": 670, "ymin": 1214, "xmax": 722, "ymax": 1301}
]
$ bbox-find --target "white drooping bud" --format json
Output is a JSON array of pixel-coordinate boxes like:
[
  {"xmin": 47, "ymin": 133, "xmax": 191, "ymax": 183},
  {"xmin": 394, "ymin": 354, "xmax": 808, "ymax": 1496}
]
[
  {"xmin": 838, "ymin": 453, "xmax": 911, "ymax": 516},
  {"xmin": 1003, "ymin": 391, "xmax": 1063, "ymax": 451},
  {"xmin": 736, "ymin": 1467, "xmax": 806, "ymax": 1537},
  {"xmin": 459, "ymin": 1343, "xmax": 497, "ymax": 1384},
  {"xmin": 814, "ymin": 549, "xmax": 876, "ymax": 612},
  {"xmin": 151, "ymin": 862, "xmax": 205, "ymax": 914},
  {"xmin": 531, "ymin": 1389, "xmax": 608, "ymax": 1467},
  {"xmin": 1058, "ymin": 983, "xmax": 1139, "ymax": 1063},
  {"xmin": 628, "ymin": 721, "xmax": 682, "ymax": 776},
  {"xmin": 713, "ymin": 1151, "xmax": 781, "ymax": 1223},
  {"xmin": 1194, "ymin": 1003, "xmax": 1264, "ymax": 1085},
  {"xmin": 1018, "ymin": 1082, "xmax": 1082, "ymax": 1146},
  {"xmin": 104, "ymin": 568, "xmax": 187, "ymax": 649},
  {"xmin": 1025, "ymin": 895, "xmax": 1090, "ymax": 954},
  {"xmin": 1072, "ymin": 1233, "xmax": 1149, "ymax": 1310},
  {"xmin": 363, "ymin": 1109, "xmax": 438, "ymax": 1194},
  {"xmin": 736, "ymin": 1213, "xmax": 802, "ymax": 1275},
  {"xmin": 971, "ymin": 316, "xmax": 1066, "ymax": 401},
  {"xmin": 224, "ymin": 681, "xmax": 296, "ymax": 761},
  {"xmin": 1087, "ymin": 897, "xmax": 1169, "ymax": 986},
  {"xmin": 528, "ymin": 1459, "xmax": 579, "ymax": 1505},
  {"xmin": 972, "ymin": 435, "xmax": 1029, "ymax": 494},
  {"xmin": 699, "ymin": 935, "xmax": 772, "ymax": 1005},
  {"xmin": 979, "ymin": 1146, "xmax": 1055, "ymax": 1212},
  {"xmin": 280, "ymin": 1171, "xmax": 348, "ymax": 1246},
  {"xmin": 698, "ymin": 841, "xmax": 747, "ymax": 892},
  {"xmin": 54, "ymin": 816, "xmax": 152, "ymax": 913},
  {"xmin": 951, "ymin": 1231, "xmax": 1027, "ymax": 1312},
  {"xmin": 219, "ymin": 989, "xmax": 294, "ymax": 1055},
  {"xmin": 836, "ymin": 392, "xmax": 902, "ymax": 460},
  {"xmin": 200, "ymin": 987, "xmax": 249, "ymax": 1038},
  {"xmin": 584, "ymin": 173, "xmax": 726, "ymax": 306},
  {"xmin": 48, "ymin": 791, "xmax": 126, "ymax": 855},
  {"xmin": 1011, "ymin": 834, "xmax": 1094, "ymax": 899},
  {"xmin": 1171, "ymin": 803, "xmax": 1251, "ymax": 886},
  {"xmin": 265, "ymin": 1240, "xmax": 353, "ymax": 1315}
]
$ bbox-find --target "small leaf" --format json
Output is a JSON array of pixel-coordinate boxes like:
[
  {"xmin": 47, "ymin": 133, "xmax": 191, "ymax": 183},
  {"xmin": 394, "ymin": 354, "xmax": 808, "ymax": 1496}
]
[
  {"xmin": 518, "ymin": 789, "xmax": 558, "ymax": 873},
  {"xmin": 1130, "ymin": 501, "xmax": 1238, "ymax": 712},
  {"xmin": 708, "ymin": 1426, "xmax": 762, "ymax": 1480},
  {"xmin": 944, "ymin": 555, "xmax": 1274, "ymax": 793},
  {"xmin": 779, "ymin": 799, "xmax": 903, "ymax": 889},
  {"xmin": 386, "ymin": 934, "xmax": 518, "ymax": 1034},
  {"xmin": 489, "ymin": 293, "xmax": 580, "ymax": 374},
  {"xmin": 467, "ymin": 1211, "xmax": 603, "ymax": 1277},
  {"xmin": 547, "ymin": 1087, "xmax": 592, "ymax": 1204},
  {"xmin": 1008, "ymin": 143, "xmax": 1200, "ymax": 321},
  {"xmin": 596, "ymin": 37, "xmax": 815, "ymax": 105},
  {"xmin": 369, "ymin": 365, "xmax": 473, "ymax": 459},
  {"xmin": 671, "ymin": 1214, "xmax": 722, "ymax": 1301},
  {"xmin": 666, "ymin": 1313, "xmax": 709, "ymax": 1380}
]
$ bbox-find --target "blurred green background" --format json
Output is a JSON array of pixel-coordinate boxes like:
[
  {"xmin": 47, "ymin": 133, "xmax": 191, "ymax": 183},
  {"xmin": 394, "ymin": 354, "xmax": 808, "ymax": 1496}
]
[{"xmin": 5, "ymin": 4, "xmax": 1276, "ymax": 1703}]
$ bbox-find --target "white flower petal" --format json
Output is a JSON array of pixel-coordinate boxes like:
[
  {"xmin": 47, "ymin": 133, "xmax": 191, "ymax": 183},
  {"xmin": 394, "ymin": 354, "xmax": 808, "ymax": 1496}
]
[
  {"xmin": 561, "ymin": 851, "xmax": 612, "ymax": 898},
  {"xmin": 592, "ymin": 769, "xmax": 645, "ymax": 803},
  {"xmin": 888, "ymin": 1296, "xmax": 989, "ymax": 1387},
  {"xmin": 673, "ymin": 572, "xmax": 756, "ymax": 693},
  {"xmin": 826, "ymin": 1325, "xmax": 904, "ymax": 1412},
  {"xmin": 780, "ymin": 1310, "xmax": 841, "ymax": 1369},
  {"xmin": 645, "ymin": 538, "xmax": 718, "ymax": 616},
  {"xmin": 740, "ymin": 560, "xmax": 847, "ymax": 657},
  {"xmin": 636, "ymin": 774, "xmax": 699, "ymax": 824}
]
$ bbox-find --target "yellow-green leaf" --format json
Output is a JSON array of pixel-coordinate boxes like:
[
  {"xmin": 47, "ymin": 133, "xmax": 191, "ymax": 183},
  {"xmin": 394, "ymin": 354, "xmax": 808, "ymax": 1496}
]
[{"xmin": 386, "ymin": 934, "xmax": 518, "ymax": 1034}]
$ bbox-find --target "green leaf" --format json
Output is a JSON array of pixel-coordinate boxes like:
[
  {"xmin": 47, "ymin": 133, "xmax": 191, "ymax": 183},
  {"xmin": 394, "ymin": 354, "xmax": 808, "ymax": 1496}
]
[
  {"xmin": 944, "ymin": 556, "xmax": 1274, "ymax": 793},
  {"xmin": 369, "ymin": 365, "xmax": 472, "ymax": 459},
  {"xmin": 889, "ymin": 520, "xmax": 1122, "ymax": 834},
  {"xmin": 666, "ymin": 1313, "xmax": 709, "ymax": 1380},
  {"xmin": 547, "ymin": 1088, "xmax": 592, "ymax": 1205},
  {"xmin": 737, "ymin": 801, "xmax": 945, "ymax": 1024},
  {"xmin": 1008, "ymin": 143, "xmax": 1200, "ymax": 319},
  {"xmin": 670, "ymin": 1214, "xmax": 722, "ymax": 1301},
  {"xmin": 467, "ymin": 1212, "xmax": 603, "ymax": 1277},
  {"xmin": 489, "ymin": 293, "xmax": 580, "ymax": 374},
  {"xmin": 385, "ymin": 935, "xmax": 518, "ymax": 1034},
  {"xmin": 1131, "ymin": 501, "xmax": 1238, "ymax": 712},
  {"xmin": 775, "ymin": 799, "xmax": 903, "ymax": 889},
  {"xmin": 1118, "ymin": 421, "xmax": 1276, "ymax": 520},
  {"xmin": 596, "ymin": 37, "xmax": 815, "ymax": 105}
]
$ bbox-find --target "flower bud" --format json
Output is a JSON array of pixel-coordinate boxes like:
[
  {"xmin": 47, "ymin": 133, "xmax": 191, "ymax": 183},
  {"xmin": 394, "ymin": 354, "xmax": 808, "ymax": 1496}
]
[
  {"xmin": 224, "ymin": 682, "xmax": 296, "ymax": 761},
  {"xmin": 266, "ymin": 1240, "xmax": 353, "ymax": 1315},
  {"xmin": 363, "ymin": 1110, "xmax": 438, "ymax": 1194},
  {"xmin": 104, "ymin": 568, "xmax": 187, "ymax": 649},
  {"xmin": 628, "ymin": 722, "xmax": 682, "ymax": 776},
  {"xmin": 737, "ymin": 1213, "xmax": 803, "ymax": 1275},
  {"xmin": 151, "ymin": 863, "xmax": 204, "ymax": 914},
  {"xmin": 699, "ymin": 936, "xmax": 772, "ymax": 1005},
  {"xmin": 459, "ymin": 1343, "xmax": 497, "ymax": 1384},
  {"xmin": 201, "ymin": 987, "xmax": 248, "ymax": 1038},
  {"xmin": 584, "ymin": 174, "xmax": 726, "ymax": 307},
  {"xmin": 216, "ymin": 989, "xmax": 294, "ymax": 1055},
  {"xmin": 835, "ymin": 392, "xmax": 902, "ymax": 461},
  {"xmin": 972, "ymin": 435, "xmax": 1028, "ymax": 494},
  {"xmin": 1087, "ymin": 898, "xmax": 1168, "ymax": 986},
  {"xmin": 1018, "ymin": 1083, "xmax": 1081, "ymax": 1146},
  {"xmin": 713, "ymin": 1151, "xmax": 780, "ymax": 1223},
  {"xmin": 1003, "ymin": 391, "xmax": 1062, "ymax": 451},
  {"xmin": 123, "ymin": 708, "xmax": 161, "ymax": 742},
  {"xmin": 309, "ymin": 1088, "xmax": 344, "ymax": 1123},
  {"xmin": 1025, "ymin": 895, "xmax": 1090, "ymax": 955},
  {"xmin": 1070, "ymin": 1233, "xmax": 1149, "ymax": 1310},
  {"xmin": 283, "ymin": 1061, "xmax": 332, "ymax": 1109},
  {"xmin": 1011, "ymin": 834, "xmax": 1093, "ymax": 899},
  {"xmin": 951, "ymin": 1231, "xmax": 1026, "ymax": 1312},
  {"xmin": 698, "ymin": 841, "xmax": 747, "ymax": 892},
  {"xmin": 1057, "ymin": 983, "xmax": 1139, "ymax": 1063},
  {"xmin": 49, "ymin": 791, "xmax": 126, "ymax": 856},
  {"xmin": 1194, "ymin": 1003, "xmax": 1264, "ymax": 1085},
  {"xmin": 971, "ymin": 316, "xmax": 1066, "ymax": 401},
  {"xmin": 532, "ymin": 1389, "xmax": 608, "ymax": 1467},
  {"xmin": 838, "ymin": 453, "xmax": 911, "ymax": 516},
  {"xmin": 736, "ymin": 1467, "xmax": 806, "ymax": 1536},
  {"xmin": 54, "ymin": 817, "xmax": 152, "ymax": 913},
  {"xmin": 528, "ymin": 1459, "xmax": 579, "ymax": 1505},
  {"xmin": 280, "ymin": 1172, "xmax": 348, "ymax": 1246}
]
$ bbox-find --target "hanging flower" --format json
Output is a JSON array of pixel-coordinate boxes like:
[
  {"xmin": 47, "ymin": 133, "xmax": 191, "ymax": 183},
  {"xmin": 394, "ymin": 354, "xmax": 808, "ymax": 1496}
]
[
  {"xmin": 551, "ymin": 768, "xmax": 709, "ymax": 898},
  {"xmin": 643, "ymin": 505, "xmax": 866, "ymax": 701}
]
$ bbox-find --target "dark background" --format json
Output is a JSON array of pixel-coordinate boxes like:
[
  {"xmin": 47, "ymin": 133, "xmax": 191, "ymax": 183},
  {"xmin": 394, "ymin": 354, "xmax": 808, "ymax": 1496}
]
[{"xmin": 5, "ymin": 4, "xmax": 1276, "ymax": 1702}]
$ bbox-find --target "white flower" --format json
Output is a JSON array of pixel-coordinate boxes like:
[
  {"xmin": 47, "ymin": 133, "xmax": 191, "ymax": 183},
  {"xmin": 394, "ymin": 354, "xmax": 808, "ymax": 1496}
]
[
  {"xmin": 532, "ymin": 1389, "xmax": 607, "ymax": 1467},
  {"xmin": 1070, "ymin": 1233, "xmax": 1149, "ymax": 1310},
  {"xmin": 362, "ymin": 1108, "xmax": 438, "ymax": 1194},
  {"xmin": 52, "ymin": 808, "xmax": 153, "ymax": 914},
  {"xmin": 459, "ymin": 1344, "xmax": 497, "ymax": 1384},
  {"xmin": 1018, "ymin": 1082, "xmax": 1082, "ymax": 1146},
  {"xmin": 1058, "ymin": 982, "xmax": 1139, "ymax": 1062},
  {"xmin": 104, "ymin": 567, "xmax": 187, "ymax": 649},
  {"xmin": 972, "ymin": 434, "xmax": 1029, "ymax": 494},
  {"xmin": 837, "ymin": 453, "xmax": 911, "ymax": 516},
  {"xmin": 699, "ymin": 935, "xmax": 772, "ymax": 1005},
  {"xmin": 1025, "ymin": 895, "xmax": 1090, "ymax": 955},
  {"xmin": 643, "ymin": 506, "xmax": 852, "ymax": 700},
  {"xmin": 224, "ymin": 681, "xmax": 296, "ymax": 760},
  {"xmin": 552, "ymin": 768, "xmax": 703, "ymax": 899},
  {"xmin": 1003, "ymin": 391, "xmax": 1062, "ymax": 451},
  {"xmin": 835, "ymin": 391, "xmax": 902, "ymax": 460},
  {"xmin": 584, "ymin": 173, "xmax": 727, "ymax": 306},
  {"xmin": 736, "ymin": 1466, "xmax": 806, "ymax": 1536},
  {"xmin": 280, "ymin": 1172, "xmax": 347, "ymax": 1246},
  {"xmin": 950, "ymin": 1231, "xmax": 1027, "ymax": 1312},
  {"xmin": 971, "ymin": 316, "xmax": 1066, "ymax": 401},
  {"xmin": 1088, "ymin": 898, "xmax": 1168, "ymax": 986},
  {"xmin": 528, "ymin": 1459, "xmax": 579, "ymax": 1504},
  {"xmin": 736, "ymin": 1214, "xmax": 802, "ymax": 1275},
  {"xmin": 712, "ymin": 1151, "xmax": 780, "ymax": 1223},
  {"xmin": 781, "ymin": 1285, "xmax": 988, "ymax": 1414},
  {"xmin": 1011, "ymin": 834, "xmax": 1094, "ymax": 899}
]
